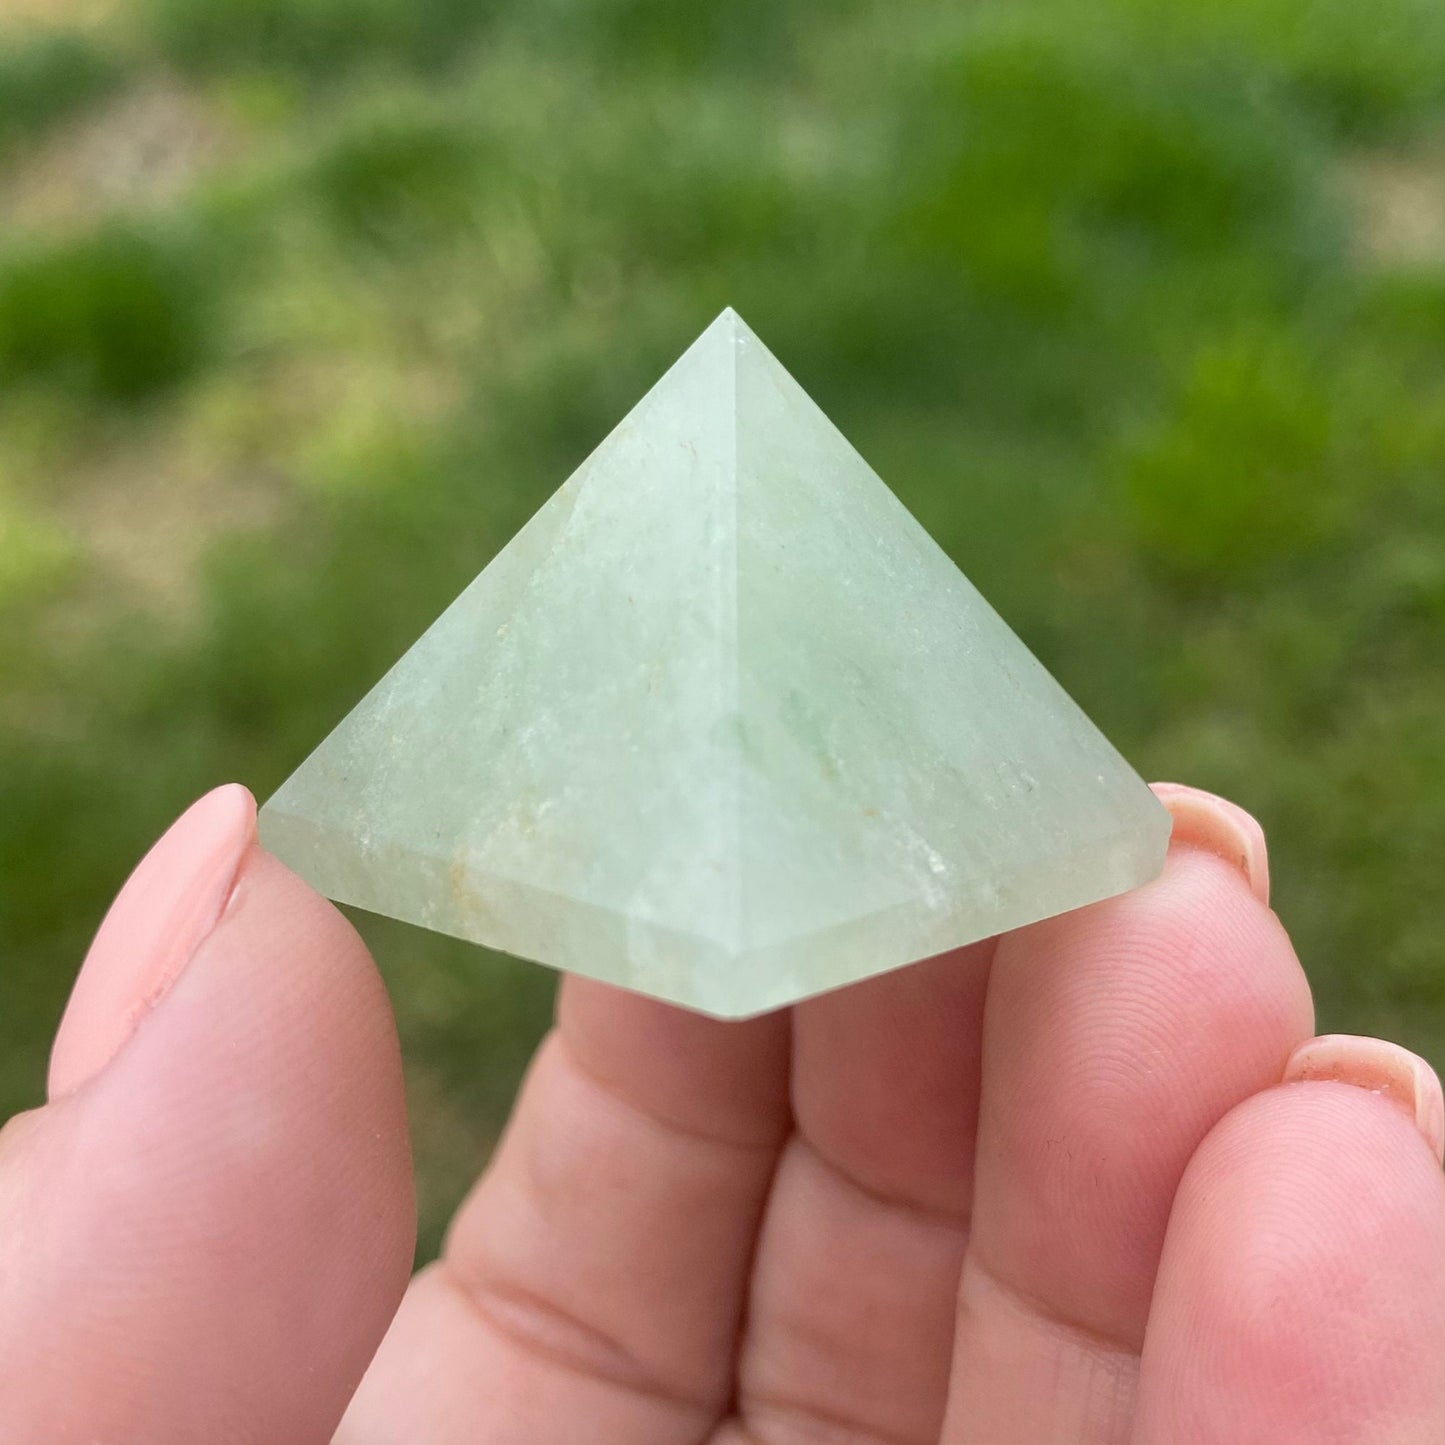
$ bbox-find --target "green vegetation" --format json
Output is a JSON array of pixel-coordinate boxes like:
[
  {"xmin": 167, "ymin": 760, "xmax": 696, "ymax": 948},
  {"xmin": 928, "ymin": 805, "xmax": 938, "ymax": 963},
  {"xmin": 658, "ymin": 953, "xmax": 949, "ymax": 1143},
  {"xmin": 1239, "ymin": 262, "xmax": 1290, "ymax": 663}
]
[
  {"xmin": 0, "ymin": 224, "xmax": 214, "ymax": 398},
  {"xmin": 0, "ymin": 30, "xmax": 121, "ymax": 158},
  {"xmin": 3, "ymin": 0, "xmax": 1445, "ymax": 1257}
]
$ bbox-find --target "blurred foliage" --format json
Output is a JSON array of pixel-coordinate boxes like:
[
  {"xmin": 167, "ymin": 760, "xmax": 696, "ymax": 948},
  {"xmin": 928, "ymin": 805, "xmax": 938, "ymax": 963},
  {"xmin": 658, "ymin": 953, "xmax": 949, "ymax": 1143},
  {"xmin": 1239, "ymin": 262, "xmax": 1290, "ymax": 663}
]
[
  {"xmin": 3, "ymin": 0, "xmax": 1445, "ymax": 1259},
  {"xmin": 0, "ymin": 30, "xmax": 121, "ymax": 158},
  {"xmin": 0, "ymin": 224, "xmax": 214, "ymax": 399},
  {"xmin": 144, "ymin": 0, "xmax": 494, "ymax": 80}
]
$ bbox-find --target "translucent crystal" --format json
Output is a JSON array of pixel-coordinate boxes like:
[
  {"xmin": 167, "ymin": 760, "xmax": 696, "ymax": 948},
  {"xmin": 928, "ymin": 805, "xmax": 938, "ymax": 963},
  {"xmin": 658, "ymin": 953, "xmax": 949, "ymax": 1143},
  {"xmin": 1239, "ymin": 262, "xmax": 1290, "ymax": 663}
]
[{"xmin": 259, "ymin": 309, "xmax": 1170, "ymax": 1017}]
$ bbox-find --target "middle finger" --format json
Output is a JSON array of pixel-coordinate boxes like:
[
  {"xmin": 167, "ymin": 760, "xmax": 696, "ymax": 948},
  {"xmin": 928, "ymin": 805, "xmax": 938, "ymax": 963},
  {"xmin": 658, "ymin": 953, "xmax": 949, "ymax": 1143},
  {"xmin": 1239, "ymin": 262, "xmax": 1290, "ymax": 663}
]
[
  {"xmin": 943, "ymin": 791, "xmax": 1312, "ymax": 1444},
  {"xmin": 721, "ymin": 939, "xmax": 994, "ymax": 1444}
]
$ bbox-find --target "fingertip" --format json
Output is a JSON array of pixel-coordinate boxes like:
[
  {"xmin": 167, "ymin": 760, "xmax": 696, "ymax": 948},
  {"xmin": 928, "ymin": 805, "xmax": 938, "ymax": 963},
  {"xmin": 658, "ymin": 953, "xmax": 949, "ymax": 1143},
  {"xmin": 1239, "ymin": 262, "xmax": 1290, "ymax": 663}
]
[
  {"xmin": 1151, "ymin": 782, "xmax": 1270, "ymax": 906},
  {"xmin": 4, "ymin": 797, "xmax": 416, "ymax": 1443},
  {"xmin": 1138, "ymin": 1082, "xmax": 1445, "ymax": 1443},
  {"xmin": 963, "ymin": 819, "xmax": 1313, "ymax": 1361},
  {"xmin": 1284, "ymin": 1034, "xmax": 1445, "ymax": 1166},
  {"xmin": 50, "ymin": 783, "xmax": 258, "ymax": 1100}
]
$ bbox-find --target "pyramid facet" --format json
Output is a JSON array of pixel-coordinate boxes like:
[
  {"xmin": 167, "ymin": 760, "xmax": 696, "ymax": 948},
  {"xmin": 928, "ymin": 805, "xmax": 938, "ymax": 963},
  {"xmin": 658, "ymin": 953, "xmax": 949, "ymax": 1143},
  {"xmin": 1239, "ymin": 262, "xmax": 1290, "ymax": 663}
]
[{"xmin": 259, "ymin": 309, "xmax": 1170, "ymax": 1017}]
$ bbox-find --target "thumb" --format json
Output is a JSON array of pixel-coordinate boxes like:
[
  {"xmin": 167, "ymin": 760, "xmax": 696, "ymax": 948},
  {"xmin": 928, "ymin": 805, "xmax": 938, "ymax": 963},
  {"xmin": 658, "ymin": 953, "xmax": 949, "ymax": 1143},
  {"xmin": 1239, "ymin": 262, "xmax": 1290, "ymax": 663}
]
[{"xmin": 0, "ymin": 785, "xmax": 415, "ymax": 1445}]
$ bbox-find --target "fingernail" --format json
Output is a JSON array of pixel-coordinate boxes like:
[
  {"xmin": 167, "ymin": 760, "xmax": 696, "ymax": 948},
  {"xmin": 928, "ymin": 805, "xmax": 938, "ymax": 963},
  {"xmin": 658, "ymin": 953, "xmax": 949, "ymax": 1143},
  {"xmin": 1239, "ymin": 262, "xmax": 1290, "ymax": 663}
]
[
  {"xmin": 1151, "ymin": 782, "xmax": 1270, "ymax": 906},
  {"xmin": 1284, "ymin": 1034, "xmax": 1445, "ymax": 1165},
  {"xmin": 48, "ymin": 784, "xmax": 257, "ymax": 1099}
]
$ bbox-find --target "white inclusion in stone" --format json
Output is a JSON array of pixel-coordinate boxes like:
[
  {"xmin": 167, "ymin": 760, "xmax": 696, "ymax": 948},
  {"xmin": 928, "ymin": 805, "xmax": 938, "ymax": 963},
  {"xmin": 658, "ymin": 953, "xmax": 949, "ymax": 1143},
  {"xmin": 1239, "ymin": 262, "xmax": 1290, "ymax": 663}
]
[{"xmin": 259, "ymin": 309, "xmax": 1171, "ymax": 1017}]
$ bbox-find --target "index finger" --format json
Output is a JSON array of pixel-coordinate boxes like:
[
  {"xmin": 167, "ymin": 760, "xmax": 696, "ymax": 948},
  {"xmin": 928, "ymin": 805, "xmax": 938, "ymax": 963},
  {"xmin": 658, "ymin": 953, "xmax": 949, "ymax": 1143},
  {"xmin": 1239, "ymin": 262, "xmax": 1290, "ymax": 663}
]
[{"xmin": 339, "ymin": 977, "xmax": 790, "ymax": 1444}]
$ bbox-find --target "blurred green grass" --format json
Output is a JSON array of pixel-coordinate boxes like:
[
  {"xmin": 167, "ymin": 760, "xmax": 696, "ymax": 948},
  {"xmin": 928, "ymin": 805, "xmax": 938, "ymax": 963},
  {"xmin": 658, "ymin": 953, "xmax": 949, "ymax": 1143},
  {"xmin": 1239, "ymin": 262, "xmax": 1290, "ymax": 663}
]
[{"xmin": 3, "ymin": 0, "xmax": 1445, "ymax": 1259}]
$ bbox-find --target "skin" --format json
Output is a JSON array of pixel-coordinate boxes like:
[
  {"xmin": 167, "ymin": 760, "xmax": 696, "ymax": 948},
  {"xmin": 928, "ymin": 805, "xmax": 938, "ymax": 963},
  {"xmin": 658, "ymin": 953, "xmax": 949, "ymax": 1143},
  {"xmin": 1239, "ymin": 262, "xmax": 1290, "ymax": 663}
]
[{"xmin": 1, "ymin": 781, "xmax": 1442, "ymax": 1444}]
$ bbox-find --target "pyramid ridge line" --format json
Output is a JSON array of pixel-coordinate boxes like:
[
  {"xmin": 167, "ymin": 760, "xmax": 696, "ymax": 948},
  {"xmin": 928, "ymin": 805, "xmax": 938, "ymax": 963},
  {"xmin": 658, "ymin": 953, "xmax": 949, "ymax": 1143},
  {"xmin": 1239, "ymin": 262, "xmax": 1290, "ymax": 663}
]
[{"xmin": 257, "ymin": 305, "xmax": 1171, "ymax": 1017}]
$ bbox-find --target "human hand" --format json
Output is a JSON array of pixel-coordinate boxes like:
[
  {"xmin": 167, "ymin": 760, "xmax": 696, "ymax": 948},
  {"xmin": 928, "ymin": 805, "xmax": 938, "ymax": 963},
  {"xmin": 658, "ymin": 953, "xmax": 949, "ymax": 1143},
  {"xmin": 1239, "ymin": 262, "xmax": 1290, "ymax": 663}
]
[{"xmin": 2, "ymin": 782, "xmax": 1442, "ymax": 1444}]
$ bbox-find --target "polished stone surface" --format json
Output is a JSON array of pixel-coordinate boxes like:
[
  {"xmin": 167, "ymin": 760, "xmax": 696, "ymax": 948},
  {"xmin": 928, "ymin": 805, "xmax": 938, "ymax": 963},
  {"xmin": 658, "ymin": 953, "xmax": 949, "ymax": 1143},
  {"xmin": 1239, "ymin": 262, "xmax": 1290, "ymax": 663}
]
[{"xmin": 260, "ymin": 309, "xmax": 1170, "ymax": 1016}]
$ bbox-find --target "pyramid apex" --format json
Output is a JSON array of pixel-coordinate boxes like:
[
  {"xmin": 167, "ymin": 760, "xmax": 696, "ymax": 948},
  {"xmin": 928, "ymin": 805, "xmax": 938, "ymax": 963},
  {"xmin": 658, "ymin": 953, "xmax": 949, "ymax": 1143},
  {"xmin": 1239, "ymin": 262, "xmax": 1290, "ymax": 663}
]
[
  {"xmin": 706, "ymin": 305, "xmax": 755, "ymax": 343},
  {"xmin": 679, "ymin": 308, "xmax": 761, "ymax": 381}
]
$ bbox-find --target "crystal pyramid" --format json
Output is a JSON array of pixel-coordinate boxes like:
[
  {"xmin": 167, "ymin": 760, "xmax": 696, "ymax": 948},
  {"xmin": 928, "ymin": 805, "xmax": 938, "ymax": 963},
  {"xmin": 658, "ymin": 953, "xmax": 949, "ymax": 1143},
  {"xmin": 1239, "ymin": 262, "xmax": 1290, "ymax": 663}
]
[{"xmin": 259, "ymin": 309, "xmax": 1170, "ymax": 1017}]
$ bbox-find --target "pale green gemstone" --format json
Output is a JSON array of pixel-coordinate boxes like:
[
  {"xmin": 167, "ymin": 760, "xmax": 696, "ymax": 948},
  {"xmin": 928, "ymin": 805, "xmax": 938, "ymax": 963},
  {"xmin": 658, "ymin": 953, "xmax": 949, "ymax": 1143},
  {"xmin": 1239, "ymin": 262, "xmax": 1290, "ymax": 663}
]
[{"xmin": 259, "ymin": 309, "xmax": 1170, "ymax": 1017}]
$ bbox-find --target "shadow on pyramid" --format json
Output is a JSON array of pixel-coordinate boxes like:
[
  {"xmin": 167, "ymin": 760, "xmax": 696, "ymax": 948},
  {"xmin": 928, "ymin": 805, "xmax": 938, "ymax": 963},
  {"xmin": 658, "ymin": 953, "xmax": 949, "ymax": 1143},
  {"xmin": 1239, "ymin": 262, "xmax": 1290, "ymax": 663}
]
[{"xmin": 259, "ymin": 309, "xmax": 1169, "ymax": 1017}]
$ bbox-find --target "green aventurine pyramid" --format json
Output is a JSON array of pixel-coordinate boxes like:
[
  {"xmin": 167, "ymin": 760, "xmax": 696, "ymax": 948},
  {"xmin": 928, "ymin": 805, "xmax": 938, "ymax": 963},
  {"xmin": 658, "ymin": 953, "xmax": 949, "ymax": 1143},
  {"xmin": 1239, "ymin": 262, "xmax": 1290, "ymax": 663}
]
[{"xmin": 259, "ymin": 309, "xmax": 1170, "ymax": 1017}]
